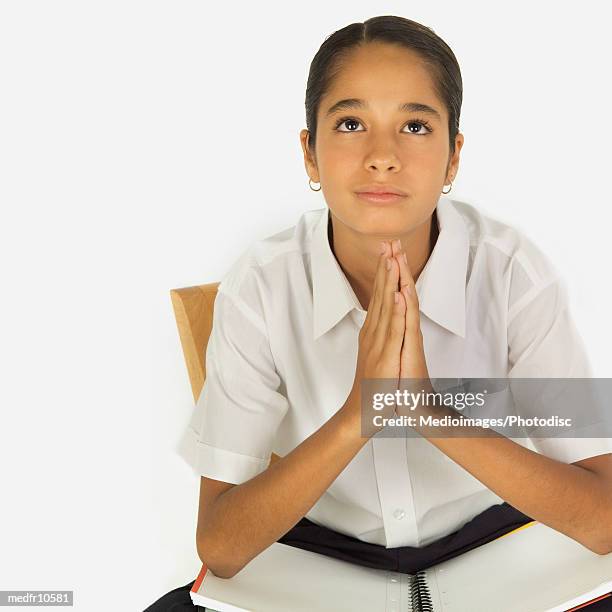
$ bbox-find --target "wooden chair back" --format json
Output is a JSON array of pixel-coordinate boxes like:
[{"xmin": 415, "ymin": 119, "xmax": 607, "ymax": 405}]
[{"xmin": 170, "ymin": 283, "xmax": 280, "ymax": 467}]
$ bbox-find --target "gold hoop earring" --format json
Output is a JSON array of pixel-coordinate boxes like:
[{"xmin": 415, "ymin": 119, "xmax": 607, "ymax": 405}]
[
  {"xmin": 309, "ymin": 178, "xmax": 321, "ymax": 192},
  {"xmin": 442, "ymin": 180, "xmax": 453, "ymax": 195}
]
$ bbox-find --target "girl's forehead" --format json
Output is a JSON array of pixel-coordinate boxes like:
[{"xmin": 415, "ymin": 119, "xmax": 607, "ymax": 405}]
[
  {"xmin": 322, "ymin": 72, "xmax": 440, "ymax": 117},
  {"xmin": 329, "ymin": 49, "xmax": 436, "ymax": 94}
]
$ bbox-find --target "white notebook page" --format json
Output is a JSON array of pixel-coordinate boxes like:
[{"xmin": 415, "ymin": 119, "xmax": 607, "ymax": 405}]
[
  {"xmin": 427, "ymin": 521, "xmax": 612, "ymax": 612},
  {"xmin": 190, "ymin": 541, "xmax": 413, "ymax": 612}
]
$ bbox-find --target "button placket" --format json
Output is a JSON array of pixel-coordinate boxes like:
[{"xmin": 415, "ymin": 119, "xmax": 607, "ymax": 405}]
[{"xmin": 372, "ymin": 434, "xmax": 419, "ymax": 547}]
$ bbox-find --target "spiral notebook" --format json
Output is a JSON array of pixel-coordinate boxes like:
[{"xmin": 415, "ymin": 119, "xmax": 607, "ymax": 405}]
[{"xmin": 189, "ymin": 521, "xmax": 612, "ymax": 612}]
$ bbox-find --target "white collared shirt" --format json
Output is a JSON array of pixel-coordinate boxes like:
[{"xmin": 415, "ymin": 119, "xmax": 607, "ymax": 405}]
[{"xmin": 178, "ymin": 197, "xmax": 612, "ymax": 548}]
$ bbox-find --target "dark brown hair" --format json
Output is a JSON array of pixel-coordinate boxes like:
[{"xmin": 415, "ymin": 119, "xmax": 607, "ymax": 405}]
[{"xmin": 305, "ymin": 15, "xmax": 463, "ymax": 163}]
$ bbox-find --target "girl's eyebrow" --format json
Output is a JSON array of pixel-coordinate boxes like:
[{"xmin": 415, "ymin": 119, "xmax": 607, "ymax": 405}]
[{"xmin": 325, "ymin": 98, "xmax": 442, "ymax": 121}]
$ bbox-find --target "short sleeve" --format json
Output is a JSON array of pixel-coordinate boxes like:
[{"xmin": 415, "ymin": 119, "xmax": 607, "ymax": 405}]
[
  {"xmin": 507, "ymin": 276, "xmax": 612, "ymax": 463},
  {"xmin": 176, "ymin": 289, "xmax": 290, "ymax": 484}
]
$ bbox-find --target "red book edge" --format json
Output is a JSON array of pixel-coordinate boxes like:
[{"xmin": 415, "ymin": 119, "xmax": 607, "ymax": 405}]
[{"xmin": 190, "ymin": 562, "xmax": 208, "ymax": 594}]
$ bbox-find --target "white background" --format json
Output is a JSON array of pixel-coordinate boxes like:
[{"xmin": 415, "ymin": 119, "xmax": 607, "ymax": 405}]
[{"xmin": 1, "ymin": 2, "xmax": 610, "ymax": 610}]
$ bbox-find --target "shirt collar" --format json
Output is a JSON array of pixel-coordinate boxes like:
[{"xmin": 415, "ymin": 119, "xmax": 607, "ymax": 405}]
[{"xmin": 311, "ymin": 196, "xmax": 470, "ymax": 340}]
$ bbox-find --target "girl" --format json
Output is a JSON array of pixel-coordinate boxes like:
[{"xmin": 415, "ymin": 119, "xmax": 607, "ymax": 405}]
[{"xmin": 145, "ymin": 15, "xmax": 612, "ymax": 611}]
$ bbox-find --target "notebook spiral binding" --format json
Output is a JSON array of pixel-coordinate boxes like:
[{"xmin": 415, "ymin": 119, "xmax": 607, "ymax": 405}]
[{"xmin": 410, "ymin": 570, "xmax": 434, "ymax": 611}]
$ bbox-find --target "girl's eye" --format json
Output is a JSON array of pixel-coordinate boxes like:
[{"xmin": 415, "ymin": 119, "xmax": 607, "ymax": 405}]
[{"xmin": 333, "ymin": 116, "xmax": 433, "ymax": 135}]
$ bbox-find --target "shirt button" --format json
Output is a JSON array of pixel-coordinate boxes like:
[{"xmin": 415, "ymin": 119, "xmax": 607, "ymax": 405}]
[{"xmin": 393, "ymin": 508, "xmax": 406, "ymax": 520}]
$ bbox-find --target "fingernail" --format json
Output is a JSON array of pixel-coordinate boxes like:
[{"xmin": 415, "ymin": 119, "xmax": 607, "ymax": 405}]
[
  {"xmin": 393, "ymin": 239, "xmax": 401, "ymax": 251},
  {"xmin": 403, "ymin": 252, "xmax": 408, "ymax": 265},
  {"xmin": 386, "ymin": 258, "xmax": 392, "ymax": 271},
  {"xmin": 380, "ymin": 241, "xmax": 387, "ymax": 255}
]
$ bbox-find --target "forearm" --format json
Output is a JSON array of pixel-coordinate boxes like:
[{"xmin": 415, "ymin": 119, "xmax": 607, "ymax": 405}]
[
  {"xmin": 402, "ymin": 402, "xmax": 612, "ymax": 554},
  {"xmin": 199, "ymin": 393, "xmax": 369, "ymax": 577}
]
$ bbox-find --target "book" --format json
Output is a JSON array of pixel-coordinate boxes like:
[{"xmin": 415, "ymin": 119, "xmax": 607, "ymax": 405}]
[{"xmin": 189, "ymin": 521, "xmax": 612, "ymax": 611}]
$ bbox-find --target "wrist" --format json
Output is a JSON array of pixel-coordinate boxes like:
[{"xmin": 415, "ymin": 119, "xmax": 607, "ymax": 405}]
[{"xmin": 338, "ymin": 388, "xmax": 374, "ymax": 444}]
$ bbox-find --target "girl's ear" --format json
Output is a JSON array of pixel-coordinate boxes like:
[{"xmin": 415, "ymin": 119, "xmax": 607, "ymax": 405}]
[
  {"xmin": 299, "ymin": 129, "xmax": 319, "ymax": 180},
  {"xmin": 446, "ymin": 132, "xmax": 464, "ymax": 183}
]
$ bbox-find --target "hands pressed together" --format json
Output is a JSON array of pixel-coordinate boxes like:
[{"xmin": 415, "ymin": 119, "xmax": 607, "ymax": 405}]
[{"xmin": 350, "ymin": 239, "xmax": 431, "ymax": 433}]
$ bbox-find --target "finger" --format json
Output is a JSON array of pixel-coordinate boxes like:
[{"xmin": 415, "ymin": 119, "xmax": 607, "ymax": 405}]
[
  {"xmin": 388, "ymin": 238, "xmax": 412, "ymax": 296},
  {"xmin": 391, "ymin": 242, "xmax": 421, "ymax": 367},
  {"xmin": 397, "ymin": 250, "xmax": 415, "ymax": 296},
  {"xmin": 399, "ymin": 284, "xmax": 427, "ymax": 380},
  {"xmin": 380, "ymin": 286, "xmax": 407, "ymax": 370},
  {"xmin": 363, "ymin": 241, "xmax": 390, "ymax": 335},
  {"xmin": 371, "ymin": 249, "xmax": 400, "ymax": 357},
  {"xmin": 401, "ymin": 281, "xmax": 420, "ymax": 329},
  {"xmin": 390, "ymin": 239, "xmax": 403, "ymax": 289}
]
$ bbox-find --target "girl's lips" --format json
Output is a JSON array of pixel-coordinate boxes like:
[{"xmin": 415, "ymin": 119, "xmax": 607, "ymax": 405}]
[{"xmin": 356, "ymin": 192, "xmax": 407, "ymax": 203}]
